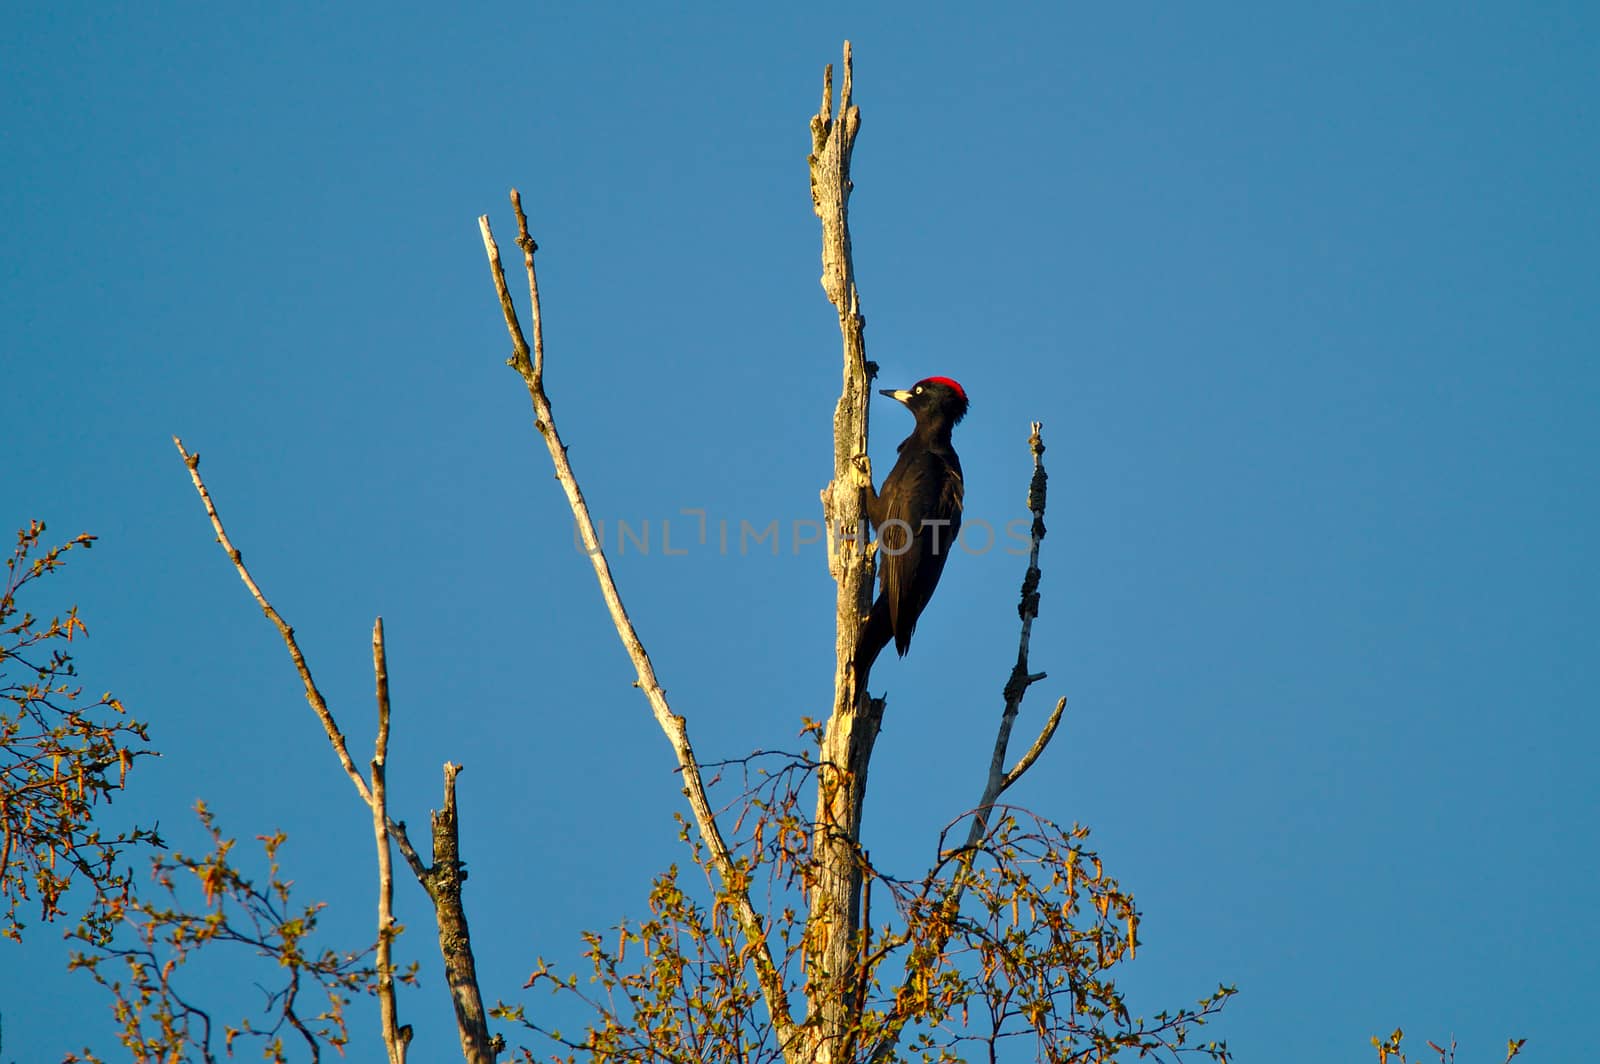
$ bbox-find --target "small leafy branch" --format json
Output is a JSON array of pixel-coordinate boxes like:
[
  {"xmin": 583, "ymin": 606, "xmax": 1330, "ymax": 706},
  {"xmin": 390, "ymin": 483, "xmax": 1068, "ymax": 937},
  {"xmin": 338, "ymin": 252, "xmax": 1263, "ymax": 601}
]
[
  {"xmin": 1373, "ymin": 1030, "xmax": 1527, "ymax": 1064},
  {"xmin": 1, "ymin": 520, "xmax": 159, "ymax": 945},
  {"xmin": 65, "ymin": 801, "xmax": 400, "ymax": 1064},
  {"xmin": 861, "ymin": 808, "xmax": 1234, "ymax": 1063}
]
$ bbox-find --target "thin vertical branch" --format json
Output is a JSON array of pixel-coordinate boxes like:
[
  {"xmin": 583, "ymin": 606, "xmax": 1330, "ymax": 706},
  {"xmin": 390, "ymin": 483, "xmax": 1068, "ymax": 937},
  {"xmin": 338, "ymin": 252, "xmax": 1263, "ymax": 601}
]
[
  {"xmin": 512, "ymin": 190, "xmax": 546, "ymax": 387},
  {"xmin": 968, "ymin": 421, "xmax": 1058, "ymax": 833},
  {"xmin": 479, "ymin": 195, "xmax": 799, "ymax": 1058},
  {"xmin": 372, "ymin": 619, "xmax": 410, "ymax": 1064}
]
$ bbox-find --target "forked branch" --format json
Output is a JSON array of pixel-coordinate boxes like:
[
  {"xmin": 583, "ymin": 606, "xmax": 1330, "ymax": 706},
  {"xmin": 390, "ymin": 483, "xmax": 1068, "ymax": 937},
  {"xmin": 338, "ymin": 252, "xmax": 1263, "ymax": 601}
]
[
  {"xmin": 174, "ymin": 441, "xmax": 496, "ymax": 1062},
  {"xmin": 478, "ymin": 194, "xmax": 799, "ymax": 1056},
  {"xmin": 966, "ymin": 421, "xmax": 1061, "ymax": 832}
]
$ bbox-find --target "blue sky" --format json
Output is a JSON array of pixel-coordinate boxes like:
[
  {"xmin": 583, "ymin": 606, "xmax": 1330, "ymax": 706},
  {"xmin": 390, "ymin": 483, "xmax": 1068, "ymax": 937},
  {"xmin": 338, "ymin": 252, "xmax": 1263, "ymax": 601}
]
[{"xmin": 5, "ymin": 4, "xmax": 1597, "ymax": 1061}]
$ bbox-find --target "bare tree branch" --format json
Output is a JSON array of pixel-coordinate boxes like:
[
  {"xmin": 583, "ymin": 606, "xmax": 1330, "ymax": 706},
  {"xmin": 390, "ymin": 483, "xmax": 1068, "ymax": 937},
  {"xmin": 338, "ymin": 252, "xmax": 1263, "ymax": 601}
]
[
  {"xmin": 172, "ymin": 438, "xmax": 429, "ymax": 881},
  {"xmin": 966, "ymin": 421, "xmax": 1060, "ymax": 826},
  {"xmin": 806, "ymin": 41, "xmax": 882, "ymax": 1064},
  {"xmin": 174, "ymin": 438, "xmax": 372, "ymax": 806},
  {"xmin": 1000, "ymin": 696, "xmax": 1066, "ymax": 795},
  {"xmin": 371, "ymin": 619, "xmax": 411, "ymax": 1064},
  {"xmin": 478, "ymin": 195, "xmax": 800, "ymax": 1057},
  {"xmin": 174, "ymin": 441, "xmax": 494, "ymax": 1061},
  {"xmin": 425, "ymin": 763, "xmax": 496, "ymax": 1064}
]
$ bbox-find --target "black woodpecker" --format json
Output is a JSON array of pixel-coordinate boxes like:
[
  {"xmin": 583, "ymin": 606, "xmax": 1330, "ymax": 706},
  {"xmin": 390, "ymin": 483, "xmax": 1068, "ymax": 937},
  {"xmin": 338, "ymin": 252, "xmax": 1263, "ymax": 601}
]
[{"xmin": 854, "ymin": 376, "xmax": 969, "ymax": 684}]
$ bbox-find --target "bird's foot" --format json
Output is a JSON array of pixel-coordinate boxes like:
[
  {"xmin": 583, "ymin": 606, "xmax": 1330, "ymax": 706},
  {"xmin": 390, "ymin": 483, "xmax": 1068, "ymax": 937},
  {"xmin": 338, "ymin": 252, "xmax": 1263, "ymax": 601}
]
[{"xmin": 851, "ymin": 453, "xmax": 873, "ymax": 489}]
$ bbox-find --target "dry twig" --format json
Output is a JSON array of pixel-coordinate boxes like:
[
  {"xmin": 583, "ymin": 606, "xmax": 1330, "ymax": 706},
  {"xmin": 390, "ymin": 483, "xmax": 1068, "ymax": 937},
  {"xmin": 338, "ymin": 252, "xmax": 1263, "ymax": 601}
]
[{"xmin": 174, "ymin": 440, "xmax": 372, "ymax": 805}]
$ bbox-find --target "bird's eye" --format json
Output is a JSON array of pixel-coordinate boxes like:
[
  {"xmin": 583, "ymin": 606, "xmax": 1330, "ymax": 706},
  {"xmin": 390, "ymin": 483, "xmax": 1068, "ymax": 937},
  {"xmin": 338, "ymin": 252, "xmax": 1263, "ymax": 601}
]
[{"xmin": 914, "ymin": 385, "xmax": 924, "ymax": 394}]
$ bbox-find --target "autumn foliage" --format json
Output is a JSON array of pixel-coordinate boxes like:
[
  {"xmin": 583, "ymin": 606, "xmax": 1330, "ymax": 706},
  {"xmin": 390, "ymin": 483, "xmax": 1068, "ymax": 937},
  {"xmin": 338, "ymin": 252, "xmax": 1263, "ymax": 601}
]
[
  {"xmin": 65, "ymin": 802, "xmax": 389, "ymax": 1064},
  {"xmin": 0, "ymin": 521, "xmax": 158, "ymax": 945}
]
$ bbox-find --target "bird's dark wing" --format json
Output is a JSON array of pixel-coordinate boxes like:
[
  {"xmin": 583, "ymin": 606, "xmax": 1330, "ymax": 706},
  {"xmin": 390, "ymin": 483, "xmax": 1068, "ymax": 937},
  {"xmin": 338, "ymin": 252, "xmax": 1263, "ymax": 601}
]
[{"xmin": 879, "ymin": 450, "xmax": 964, "ymax": 655}]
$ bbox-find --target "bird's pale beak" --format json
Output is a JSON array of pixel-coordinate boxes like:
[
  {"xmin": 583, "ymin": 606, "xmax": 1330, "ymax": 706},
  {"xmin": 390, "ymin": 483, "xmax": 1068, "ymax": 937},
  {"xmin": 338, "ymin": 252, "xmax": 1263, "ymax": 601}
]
[{"xmin": 880, "ymin": 388, "xmax": 914, "ymax": 404}]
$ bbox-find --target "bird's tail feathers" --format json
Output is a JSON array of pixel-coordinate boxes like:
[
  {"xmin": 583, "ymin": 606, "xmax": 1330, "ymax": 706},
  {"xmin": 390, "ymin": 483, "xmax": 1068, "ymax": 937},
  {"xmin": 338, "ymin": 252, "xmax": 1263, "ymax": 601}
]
[{"xmin": 854, "ymin": 598, "xmax": 894, "ymax": 687}]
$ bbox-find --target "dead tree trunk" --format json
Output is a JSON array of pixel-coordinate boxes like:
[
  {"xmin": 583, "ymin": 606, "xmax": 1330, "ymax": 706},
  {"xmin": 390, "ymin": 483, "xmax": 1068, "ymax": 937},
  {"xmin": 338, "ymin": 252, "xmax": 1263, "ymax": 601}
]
[{"xmin": 805, "ymin": 41, "xmax": 880, "ymax": 1064}]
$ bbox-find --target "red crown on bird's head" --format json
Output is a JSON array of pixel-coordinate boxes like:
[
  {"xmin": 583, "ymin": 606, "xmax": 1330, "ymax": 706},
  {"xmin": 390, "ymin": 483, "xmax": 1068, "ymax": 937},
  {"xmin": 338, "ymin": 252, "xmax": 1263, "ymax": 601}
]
[{"xmin": 920, "ymin": 376, "xmax": 966, "ymax": 400}]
